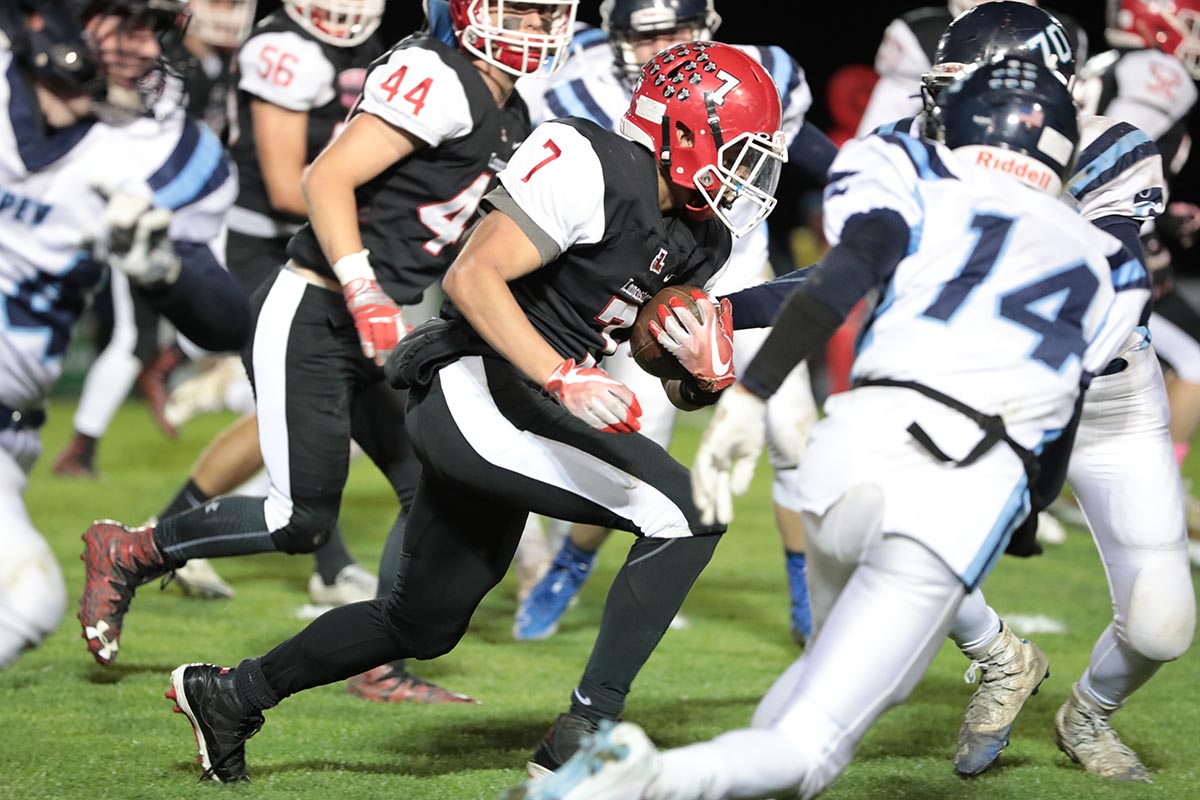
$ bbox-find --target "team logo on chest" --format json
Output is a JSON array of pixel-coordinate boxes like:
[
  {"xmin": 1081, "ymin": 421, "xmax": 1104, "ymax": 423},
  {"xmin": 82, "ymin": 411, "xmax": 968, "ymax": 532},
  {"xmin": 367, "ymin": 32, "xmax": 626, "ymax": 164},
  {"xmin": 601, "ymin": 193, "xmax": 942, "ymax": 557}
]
[
  {"xmin": 649, "ymin": 248, "xmax": 668, "ymax": 275},
  {"xmin": 619, "ymin": 279, "xmax": 650, "ymax": 303}
]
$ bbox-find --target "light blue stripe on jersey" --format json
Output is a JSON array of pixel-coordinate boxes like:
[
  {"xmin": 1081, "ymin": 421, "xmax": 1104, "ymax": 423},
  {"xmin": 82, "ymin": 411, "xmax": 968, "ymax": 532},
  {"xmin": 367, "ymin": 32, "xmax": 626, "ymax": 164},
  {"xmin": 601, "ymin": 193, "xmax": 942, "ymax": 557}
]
[
  {"xmin": 1066, "ymin": 128, "xmax": 1157, "ymax": 200},
  {"xmin": 544, "ymin": 79, "xmax": 616, "ymax": 129},
  {"xmin": 152, "ymin": 124, "xmax": 225, "ymax": 210},
  {"xmin": 1110, "ymin": 257, "xmax": 1149, "ymax": 291},
  {"xmin": 753, "ymin": 46, "xmax": 800, "ymax": 111},
  {"xmin": 962, "ymin": 472, "xmax": 1030, "ymax": 589}
]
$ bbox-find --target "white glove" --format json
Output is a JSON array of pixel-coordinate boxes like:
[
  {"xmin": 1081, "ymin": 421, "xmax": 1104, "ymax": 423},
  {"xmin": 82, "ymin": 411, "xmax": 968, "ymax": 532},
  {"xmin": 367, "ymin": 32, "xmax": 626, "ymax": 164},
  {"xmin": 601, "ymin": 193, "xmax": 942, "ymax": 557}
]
[
  {"xmin": 691, "ymin": 385, "xmax": 766, "ymax": 525},
  {"xmin": 89, "ymin": 184, "xmax": 181, "ymax": 286},
  {"xmin": 545, "ymin": 358, "xmax": 643, "ymax": 434}
]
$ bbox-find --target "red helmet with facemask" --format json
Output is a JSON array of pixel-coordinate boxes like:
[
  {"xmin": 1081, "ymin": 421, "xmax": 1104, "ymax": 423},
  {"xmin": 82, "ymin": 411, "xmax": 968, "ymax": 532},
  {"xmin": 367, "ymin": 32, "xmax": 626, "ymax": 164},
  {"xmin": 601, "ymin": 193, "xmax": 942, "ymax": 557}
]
[{"xmin": 620, "ymin": 41, "xmax": 788, "ymax": 238}]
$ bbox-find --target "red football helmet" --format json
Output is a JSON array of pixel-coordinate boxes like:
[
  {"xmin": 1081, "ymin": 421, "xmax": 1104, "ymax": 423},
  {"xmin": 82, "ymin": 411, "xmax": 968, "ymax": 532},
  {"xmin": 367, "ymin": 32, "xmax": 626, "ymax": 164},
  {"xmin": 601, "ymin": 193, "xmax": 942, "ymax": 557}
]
[
  {"xmin": 447, "ymin": 0, "xmax": 579, "ymax": 77},
  {"xmin": 1107, "ymin": 0, "xmax": 1200, "ymax": 79},
  {"xmin": 620, "ymin": 41, "xmax": 787, "ymax": 238},
  {"xmin": 284, "ymin": 0, "xmax": 383, "ymax": 47}
]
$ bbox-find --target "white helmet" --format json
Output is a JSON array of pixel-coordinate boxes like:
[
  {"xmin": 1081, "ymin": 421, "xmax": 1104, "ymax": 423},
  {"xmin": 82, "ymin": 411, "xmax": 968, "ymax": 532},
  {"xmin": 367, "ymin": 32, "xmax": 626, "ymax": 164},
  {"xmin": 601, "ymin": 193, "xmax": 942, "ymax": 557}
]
[
  {"xmin": 187, "ymin": 0, "xmax": 257, "ymax": 49},
  {"xmin": 284, "ymin": 0, "xmax": 383, "ymax": 47}
]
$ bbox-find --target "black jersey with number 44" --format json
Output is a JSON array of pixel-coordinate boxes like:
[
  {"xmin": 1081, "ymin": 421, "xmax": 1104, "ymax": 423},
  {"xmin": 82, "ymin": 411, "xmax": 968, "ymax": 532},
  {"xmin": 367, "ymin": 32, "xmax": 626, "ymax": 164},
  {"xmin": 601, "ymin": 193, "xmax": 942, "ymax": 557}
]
[
  {"xmin": 287, "ymin": 33, "xmax": 531, "ymax": 305},
  {"xmin": 454, "ymin": 117, "xmax": 733, "ymax": 364}
]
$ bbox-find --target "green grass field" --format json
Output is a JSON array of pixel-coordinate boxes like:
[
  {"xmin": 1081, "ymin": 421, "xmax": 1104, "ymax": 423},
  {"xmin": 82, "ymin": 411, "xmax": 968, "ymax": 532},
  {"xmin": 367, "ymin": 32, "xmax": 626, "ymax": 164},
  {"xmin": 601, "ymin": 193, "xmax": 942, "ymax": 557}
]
[{"xmin": 1, "ymin": 398, "xmax": 1198, "ymax": 800}]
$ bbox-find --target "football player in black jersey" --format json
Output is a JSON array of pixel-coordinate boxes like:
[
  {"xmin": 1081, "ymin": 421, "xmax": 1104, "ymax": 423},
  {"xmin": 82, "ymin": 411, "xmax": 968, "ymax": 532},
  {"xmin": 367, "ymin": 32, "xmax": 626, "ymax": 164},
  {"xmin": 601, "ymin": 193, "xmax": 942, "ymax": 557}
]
[
  {"xmin": 136, "ymin": 0, "xmax": 392, "ymax": 612},
  {"xmin": 148, "ymin": 39, "xmax": 787, "ymax": 783},
  {"xmin": 76, "ymin": 0, "xmax": 579, "ymax": 735}
]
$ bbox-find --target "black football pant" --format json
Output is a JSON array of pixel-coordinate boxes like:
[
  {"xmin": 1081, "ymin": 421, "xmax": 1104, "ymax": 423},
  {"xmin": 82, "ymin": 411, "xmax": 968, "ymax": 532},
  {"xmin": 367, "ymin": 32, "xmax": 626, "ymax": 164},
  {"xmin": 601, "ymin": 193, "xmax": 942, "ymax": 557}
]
[
  {"xmin": 246, "ymin": 355, "xmax": 725, "ymax": 720},
  {"xmin": 153, "ymin": 267, "xmax": 420, "ymax": 563}
]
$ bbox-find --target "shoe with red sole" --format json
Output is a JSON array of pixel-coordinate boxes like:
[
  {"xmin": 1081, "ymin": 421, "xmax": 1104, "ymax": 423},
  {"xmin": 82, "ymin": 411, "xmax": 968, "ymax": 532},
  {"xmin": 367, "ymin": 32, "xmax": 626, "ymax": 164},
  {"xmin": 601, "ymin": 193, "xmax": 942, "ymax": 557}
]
[{"xmin": 346, "ymin": 662, "xmax": 478, "ymax": 704}]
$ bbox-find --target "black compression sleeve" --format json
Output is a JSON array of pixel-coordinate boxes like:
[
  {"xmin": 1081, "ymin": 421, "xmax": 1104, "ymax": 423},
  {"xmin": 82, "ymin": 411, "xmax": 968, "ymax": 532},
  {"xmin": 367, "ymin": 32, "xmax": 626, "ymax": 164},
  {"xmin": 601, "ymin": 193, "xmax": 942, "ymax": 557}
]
[
  {"xmin": 721, "ymin": 265, "xmax": 816, "ymax": 329},
  {"xmin": 739, "ymin": 209, "xmax": 910, "ymax": 399},
  {"xmin": 787, "ymin": 121, "xmax": 839, "ymax": 184},
  {"xmin": 136, "ymin": 241, "xmax": 251, "ymax": 353}
]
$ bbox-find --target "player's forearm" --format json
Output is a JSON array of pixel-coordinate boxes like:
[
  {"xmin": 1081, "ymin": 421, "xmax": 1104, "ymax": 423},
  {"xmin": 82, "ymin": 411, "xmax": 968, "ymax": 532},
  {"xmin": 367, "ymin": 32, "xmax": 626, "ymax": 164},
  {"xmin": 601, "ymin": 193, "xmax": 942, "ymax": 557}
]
[
  {"xmin": 442, "ymin": 258, "xmax": 563, "ymax": 385},
  {"xmin": 302, "ymin": 161, "xmax": 366, "ymax": 267}
]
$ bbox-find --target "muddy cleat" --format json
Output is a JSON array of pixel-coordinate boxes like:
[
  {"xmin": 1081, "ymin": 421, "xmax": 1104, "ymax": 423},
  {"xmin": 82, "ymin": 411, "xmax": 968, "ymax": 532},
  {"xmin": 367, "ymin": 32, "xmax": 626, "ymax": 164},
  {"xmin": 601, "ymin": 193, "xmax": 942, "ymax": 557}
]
[
  {"xmin": 528, "ymin": 712, "xmax": 602, "ymax": 779},
  {"xmin": 1055, "ymin": 682, "xmax": 1152, "ymax": 783},
  {"xmin": 504, "ymin": 720, "xmax": 659, "ymax": 800},
  {"xmin": 955, "ymin": 622, "xmax": 1050, "ymax": 776},
  {"xmin": 307, "ymin": 563, "xmax": 376, "ymax": 606},
  {"xmin": 78, "ymin": 520, "xmax": 170, "ymax": 665},
  {"xmin": 167, "ymin": 663, "xmax": 264, "ymax": 782},
  {"xmin": 138, "ymin": 346, "xmax": 183, "ymax": 438},
  {"xmin": 172, "ymin": 558, "xmax": 235, "ymax": 600},
  {"xmin": 346, "ymin": 662, "xmax": 478, "ymax": 704},
  {"xmin": 52, "ymin": 433, "xmax": 99, "ymax": 479}
]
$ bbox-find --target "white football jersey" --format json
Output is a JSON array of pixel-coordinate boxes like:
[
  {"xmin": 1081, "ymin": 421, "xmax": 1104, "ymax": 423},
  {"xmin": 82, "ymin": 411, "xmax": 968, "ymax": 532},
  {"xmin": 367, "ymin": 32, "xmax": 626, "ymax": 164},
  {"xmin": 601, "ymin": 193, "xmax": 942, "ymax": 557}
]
[
  {"xmin": 515, "ymin": 25, "xmax": 812, "ymax": 294},
  {"xmin": 827, "ymin": 134, "xmax": 1146, "ymax": 449},
  {"xmin": 0, "ymin": 50, "xmax": 236, "ymax": 410}
]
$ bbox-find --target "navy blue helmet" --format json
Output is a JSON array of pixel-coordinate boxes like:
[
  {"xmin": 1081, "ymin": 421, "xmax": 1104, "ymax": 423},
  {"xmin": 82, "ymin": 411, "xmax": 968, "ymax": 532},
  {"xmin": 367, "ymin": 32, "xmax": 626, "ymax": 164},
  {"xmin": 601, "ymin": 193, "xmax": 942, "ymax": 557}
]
[
  {"xmin": 600, "ymin": 0, "xmax": 722, "ymax": 84},
  {"xmin": 922, "ymin": 2, "xmax": 1075, "ymax": 130},
  {"xmin": 939, "ymin": 58, "xmax": 1080, "ymax": 195},
  {"xmin": 1, "ymin": 0, "xmax": 100, "ymax": 95}
]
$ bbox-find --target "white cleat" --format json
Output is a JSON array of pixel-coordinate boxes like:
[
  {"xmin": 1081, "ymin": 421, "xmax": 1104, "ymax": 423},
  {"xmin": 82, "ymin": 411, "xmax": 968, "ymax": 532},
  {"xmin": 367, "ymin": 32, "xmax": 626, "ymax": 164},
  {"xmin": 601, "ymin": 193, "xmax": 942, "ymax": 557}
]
[
  {"xmin": 1055, "ymin": 682, "xmax": 1152, "ymax": 783},
  {"xmin": 502, "ymin": 720, "xmax": 659, "ymax": 800},
  {"xmin": 1036, "ymin": 511, "xmax": 1067, "ymax": 546},
  {"xmin": 955, "ymin": 622, "xmax": 1050, "ymax": 776},
  {"xmin": 172, "ymin": 558, "xmax": 235, "ymax": 599},
  {"xmin": 163, "ymin": 356, "xmax": 246, "ymax": 428},
  {"xmin": 308, "ymin": 563, "xmax": 377, "ymax": 607}
]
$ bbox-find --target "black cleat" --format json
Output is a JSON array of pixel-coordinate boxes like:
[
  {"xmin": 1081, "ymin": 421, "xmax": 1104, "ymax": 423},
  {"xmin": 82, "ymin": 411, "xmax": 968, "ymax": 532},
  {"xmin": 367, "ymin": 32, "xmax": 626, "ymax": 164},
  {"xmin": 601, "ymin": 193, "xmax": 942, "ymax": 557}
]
[
  {"xmin": 527, "ymin": 712, "xmax": 601, "ymax": 779},
  {"xmin": 167, "ymin": 663, "xmax": 264, "ymax": 782}
]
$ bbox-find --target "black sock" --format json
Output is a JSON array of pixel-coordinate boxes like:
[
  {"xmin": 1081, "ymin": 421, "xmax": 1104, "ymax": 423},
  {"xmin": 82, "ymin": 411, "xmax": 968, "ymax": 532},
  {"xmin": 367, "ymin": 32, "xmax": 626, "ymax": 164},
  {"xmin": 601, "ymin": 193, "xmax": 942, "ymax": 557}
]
[
  {"xmin": 158, "ymin": 477, "xmax": 211, "ymax": 520},
  {"xmin": 153, "ymin": 495, "xmax": 274, "ymax": 564},
  {"xmin": 312, "ymin": 525, "xmax": 355, "ymax": 584},
  {"xmin": 572, "ymin": 534, "xmax": 721, "ymax": 722},
  {"xmin": 73, "ymin": 432, "xmax": 98, "ymax": 464}
]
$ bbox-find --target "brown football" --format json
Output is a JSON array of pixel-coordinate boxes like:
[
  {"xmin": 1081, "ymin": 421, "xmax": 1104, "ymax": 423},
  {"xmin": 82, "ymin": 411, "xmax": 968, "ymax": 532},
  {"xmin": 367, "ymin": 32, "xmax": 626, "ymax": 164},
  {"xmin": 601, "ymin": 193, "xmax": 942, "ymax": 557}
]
[{"xmin": 629, "ymin": 285, "xmax": 703, "ymax": 380}]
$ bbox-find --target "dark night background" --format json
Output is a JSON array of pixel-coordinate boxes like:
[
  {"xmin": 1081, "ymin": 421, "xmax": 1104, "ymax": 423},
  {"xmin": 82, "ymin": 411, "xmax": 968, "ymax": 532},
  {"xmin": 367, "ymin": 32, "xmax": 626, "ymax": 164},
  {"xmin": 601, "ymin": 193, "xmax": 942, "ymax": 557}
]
[{"xmin": 250, "ymin": 1, "xmax": 1200, "ymax": 268}]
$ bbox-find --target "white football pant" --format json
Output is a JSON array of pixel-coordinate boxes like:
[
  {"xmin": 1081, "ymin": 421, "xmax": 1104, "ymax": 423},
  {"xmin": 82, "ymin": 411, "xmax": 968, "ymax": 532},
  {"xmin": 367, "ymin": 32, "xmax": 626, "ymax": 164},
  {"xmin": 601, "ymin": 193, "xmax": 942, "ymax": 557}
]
[
  {"xmin": 0, "ymin": 428, "xmax": 66, "ymax": 668},
  {"xmin": 643, "ymin": 487, "xmax": 965, "ymax": 800}
]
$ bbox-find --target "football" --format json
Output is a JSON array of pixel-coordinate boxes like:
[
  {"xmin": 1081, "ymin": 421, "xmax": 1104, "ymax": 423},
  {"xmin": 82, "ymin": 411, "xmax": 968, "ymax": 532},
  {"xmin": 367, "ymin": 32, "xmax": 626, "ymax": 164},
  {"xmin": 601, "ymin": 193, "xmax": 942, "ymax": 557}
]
[{"xmin": 629, "ymin": 285, "xmax": 704, "ymax": 380}]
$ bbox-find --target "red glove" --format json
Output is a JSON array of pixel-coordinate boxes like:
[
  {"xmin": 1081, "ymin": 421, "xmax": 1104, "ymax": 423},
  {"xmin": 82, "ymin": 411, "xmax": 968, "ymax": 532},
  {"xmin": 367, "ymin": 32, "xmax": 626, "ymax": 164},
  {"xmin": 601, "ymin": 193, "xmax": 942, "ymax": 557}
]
[
  {"xmin": 648, "ymin": 289, "xmax": 736, "ymax": 391},
  {"xmin": 545, "ymin": 359, "xmax": 643, "ymax": 434},
  {"xmin": 334, "ymin": 250, "xmax": 406, "ymax": 366}
]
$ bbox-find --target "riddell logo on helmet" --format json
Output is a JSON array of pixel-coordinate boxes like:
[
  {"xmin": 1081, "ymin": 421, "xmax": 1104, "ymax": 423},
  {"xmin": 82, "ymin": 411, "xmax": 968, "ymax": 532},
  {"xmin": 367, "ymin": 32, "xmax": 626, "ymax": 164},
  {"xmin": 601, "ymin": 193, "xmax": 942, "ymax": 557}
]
[{"xmin": 972, "ymin": 150, "xmax": 1051, "ymax": 191}]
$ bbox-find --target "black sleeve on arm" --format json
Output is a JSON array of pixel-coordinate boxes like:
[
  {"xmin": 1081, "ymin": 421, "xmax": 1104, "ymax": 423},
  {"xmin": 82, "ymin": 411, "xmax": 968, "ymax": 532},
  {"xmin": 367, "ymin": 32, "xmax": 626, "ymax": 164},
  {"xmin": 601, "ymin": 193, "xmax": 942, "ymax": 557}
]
[
  {"xmin": 740, "ymin": 209, "xmax": 910, "ymax": 399},
  {"xmin": 135, "ymin": 241, "xmax": 251, "ymax": 353},
  {"xmin": 721, "ymin": 264, "xmax": 817, "ymax": 329},
  {"xmin": 1092, "ymin": 214, "xmax": 1146, "ymax": 266},
  {"xmin": 787, "ymin": 121, "xmax": 839, "ymax": 184},
  {"xmin": 1092, "ymin": 214, "xmax": 1154, "ymax": 325}
]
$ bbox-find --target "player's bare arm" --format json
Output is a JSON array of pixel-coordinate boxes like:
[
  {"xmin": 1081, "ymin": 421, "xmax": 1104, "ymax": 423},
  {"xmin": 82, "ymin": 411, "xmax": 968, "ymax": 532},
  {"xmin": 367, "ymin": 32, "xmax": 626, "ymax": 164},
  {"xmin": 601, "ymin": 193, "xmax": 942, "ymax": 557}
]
[
  {"xmin": 441, "ymin": 211, "xmax": 563, "ymax": 386},
  {"xmin": 251, "ymin": 100, "xmax": 310, "ymax": 217},
  {"xmin": 302, "ymin": 111, "xmax": 424, "ymax": 265}
]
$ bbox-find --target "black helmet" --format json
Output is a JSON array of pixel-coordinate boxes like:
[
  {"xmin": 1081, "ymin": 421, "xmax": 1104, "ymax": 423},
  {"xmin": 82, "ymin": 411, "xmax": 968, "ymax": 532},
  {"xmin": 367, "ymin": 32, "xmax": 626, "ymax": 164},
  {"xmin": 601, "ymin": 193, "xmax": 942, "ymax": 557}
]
[{"xmin": 939, "ymin": 58, "xmax": 1080, "ymax": 195}]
